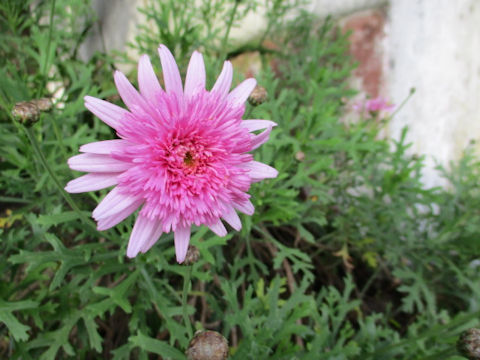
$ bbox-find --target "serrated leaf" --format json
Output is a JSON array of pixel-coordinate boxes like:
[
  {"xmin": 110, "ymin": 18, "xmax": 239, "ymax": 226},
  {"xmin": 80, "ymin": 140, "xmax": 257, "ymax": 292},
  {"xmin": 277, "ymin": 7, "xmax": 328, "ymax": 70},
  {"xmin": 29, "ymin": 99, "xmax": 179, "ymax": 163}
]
[{"xmin": 130, "ymin": 331, "xmax": 186, "ymax": 359}]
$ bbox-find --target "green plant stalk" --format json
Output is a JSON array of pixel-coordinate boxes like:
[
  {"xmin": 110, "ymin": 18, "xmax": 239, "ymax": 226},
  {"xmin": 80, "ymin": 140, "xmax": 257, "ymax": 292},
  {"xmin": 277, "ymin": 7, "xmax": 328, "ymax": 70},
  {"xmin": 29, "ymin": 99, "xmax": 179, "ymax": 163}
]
[
  {"xmin": 390, "ymin": 87, "xmax": 416, "ymax": 119},
  {"xmin": 36, "ymin": 0, "xmax": 57, "ymax": 98},
  {"xmin": 24, "ymin": 126, "xmax": 94, "ymax": 229},
  {"xmin": 219, "ymin": 1, "xmax": 239, "ymax": 61},
  {"xmin": 182, "ymin": 265, "xmax": 193, "ymax": 340},
  {"xmin": 50, "ymin": 113, "xmax": 68, "ymax": 162}
]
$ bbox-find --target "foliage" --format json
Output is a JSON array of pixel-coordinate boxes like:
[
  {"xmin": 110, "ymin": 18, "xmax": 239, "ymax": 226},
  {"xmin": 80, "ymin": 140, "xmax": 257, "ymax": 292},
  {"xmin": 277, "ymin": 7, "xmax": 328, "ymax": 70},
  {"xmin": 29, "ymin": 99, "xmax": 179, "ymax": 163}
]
[{"xmin": 1, "ymin": 0, "xmax": 480, "ymax": 359}]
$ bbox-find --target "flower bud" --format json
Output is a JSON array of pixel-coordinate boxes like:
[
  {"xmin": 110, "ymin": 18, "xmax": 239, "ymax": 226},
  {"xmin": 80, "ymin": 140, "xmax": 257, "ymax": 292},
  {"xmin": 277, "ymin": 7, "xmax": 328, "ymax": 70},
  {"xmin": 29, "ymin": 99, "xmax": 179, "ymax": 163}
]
[
  {"xmin": 12, "ymin": 101, "xmax": 39, "ymax": 124},
  {"xmin": 248, "ymin": 85, "xmax": 267, "ymax": 106},
  {"xmin": 186, "ymin": 330, "xmax": 228, "ymax": 360},
  {"xmin": 11, "ymin": 98, "xmax": 52, "ymax": 125},
  {"xmin": 457, "ymin": 328, "xmax": 480, "ymax": 359},
  {"xmin": 183, "ymin": 245, "xmax": 200, "ymax": 265}
]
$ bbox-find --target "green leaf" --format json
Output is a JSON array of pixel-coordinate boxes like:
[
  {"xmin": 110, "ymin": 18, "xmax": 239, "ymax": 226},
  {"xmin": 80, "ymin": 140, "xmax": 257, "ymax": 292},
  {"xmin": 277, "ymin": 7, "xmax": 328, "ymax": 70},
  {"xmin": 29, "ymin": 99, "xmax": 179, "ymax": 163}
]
[
  {"xmin": 130, "ymin": 331, "xmax": 186, "ymax": 359},
  {"xmin": 0, "ymin": 299, "xmax": 39, "ymax": 341}
]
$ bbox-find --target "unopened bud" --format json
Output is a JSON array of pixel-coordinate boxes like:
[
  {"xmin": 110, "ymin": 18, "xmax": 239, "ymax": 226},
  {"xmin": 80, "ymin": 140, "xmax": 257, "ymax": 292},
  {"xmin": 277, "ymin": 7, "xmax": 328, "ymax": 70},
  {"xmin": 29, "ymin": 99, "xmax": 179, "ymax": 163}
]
[
  {"xmin": 457, "ymin": 328, "xmax": 480, "ymax": 359},
  {"xmin": 184, "ymin": 245, "xmax": 200, "ymax": 265},
  {"xmin": 186, "ymin": 330, "xmax": 228, "ymax": 360},
  {"xmin": 295, "ymin": 151, "xmax": 305, "ymax": 161},
  {"xmin": 12, "ymin": 98, "xmax": 52, "ymax": 125},
  {"xmin": 248, "ymin": 85, "xmax": 267, "ymax": 106}
]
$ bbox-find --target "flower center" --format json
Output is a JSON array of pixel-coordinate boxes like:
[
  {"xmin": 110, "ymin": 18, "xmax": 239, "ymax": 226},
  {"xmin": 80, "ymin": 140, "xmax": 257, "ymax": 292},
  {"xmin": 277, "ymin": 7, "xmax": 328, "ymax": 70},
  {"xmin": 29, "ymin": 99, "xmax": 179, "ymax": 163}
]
[{"xmin": 183, "ymin": 151, "xmax": 195, "ymax": 167}]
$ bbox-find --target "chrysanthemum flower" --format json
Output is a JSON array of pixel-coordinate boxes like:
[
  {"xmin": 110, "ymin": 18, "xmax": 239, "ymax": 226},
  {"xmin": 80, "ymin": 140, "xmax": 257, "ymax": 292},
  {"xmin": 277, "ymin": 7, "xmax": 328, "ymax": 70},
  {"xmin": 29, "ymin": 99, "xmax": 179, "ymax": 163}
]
[{"xmin": 65, "ymin": 45, "xmax": 278, "ymax": 263}]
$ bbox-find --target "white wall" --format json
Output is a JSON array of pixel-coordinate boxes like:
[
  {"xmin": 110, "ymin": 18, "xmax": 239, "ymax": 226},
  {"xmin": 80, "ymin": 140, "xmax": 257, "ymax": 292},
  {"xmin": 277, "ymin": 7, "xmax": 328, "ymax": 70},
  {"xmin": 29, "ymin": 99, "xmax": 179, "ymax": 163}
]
[{"xmin": 385, "ymin": 0, "xmax": 480, "ymax": 187}]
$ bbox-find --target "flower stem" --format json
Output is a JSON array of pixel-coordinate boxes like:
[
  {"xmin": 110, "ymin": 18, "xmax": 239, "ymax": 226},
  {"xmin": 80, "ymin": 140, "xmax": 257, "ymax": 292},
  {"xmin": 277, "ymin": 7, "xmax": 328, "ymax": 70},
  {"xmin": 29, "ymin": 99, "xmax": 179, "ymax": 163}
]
[
  {"xmin": 182, "ymin": 265, "xmax": 193, "ymax": 339},
  {"xmin": 219, "ymin": 1, "xmax": 239, "ymax": 61},
  {"xmin": 36, "ymin": 0, "xmax": 57, "ymax": 98},
  {"xmin": 24, "ymin": 126, "xmax": 94, "ymax": 229}
]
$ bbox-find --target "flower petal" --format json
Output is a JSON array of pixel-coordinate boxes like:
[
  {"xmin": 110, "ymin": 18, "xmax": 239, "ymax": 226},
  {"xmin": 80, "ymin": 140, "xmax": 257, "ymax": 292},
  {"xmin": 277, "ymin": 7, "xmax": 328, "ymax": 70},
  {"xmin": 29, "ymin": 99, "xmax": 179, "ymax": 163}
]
[
  {"xmin": 114, "ymin": 71, "xmax": 151, "ymax": 115},
  {"xmin": 140, "ymin": 226, "xmax": 163, "ymax": 253},
  {"xmin": 138, "ymin": 54, "xmax": 163, "ymax": 100},
  {"xmin": 79, "ymin": 140, "xmax": 128, "ymax": 155},
  {"xmin": 96, "ymin": 199, "xmax": 143, "ymax": 231},
  {"xmin": 208, "ymin": 219, "xmax": 227, "ymax": 237},
  {"xmin": 245, "ymin": 161, "xmax": 278, "ymax": 182},
  {"xmin": 242, "ymin": 119, "xmax": 277, "ymax": 132},
  {"xmin": 68, "ymin": 153, "xmax": 131, "ymax": 173},
  {"xmin": 222, "ymin": 205, "xmax": 241, "ymax": 231},
  {"xmin": 184, "ymin": 51, "xmax": 205, "ymax": 97},
  {"xmin": 228, "ymin": 78, "xmax": 256, "ymax": 106},
  {"xmin": 92, "ymin": 187, "xmax": 143, "ymax": 220},
  {"xmin": 251, "ymin": 126, "xmax": 273, "ymax": 151},
  {"xmin": 174, "ymin": 224, "xmax": 191, "ymax": 263},
  {"xmin": 158, "ymin": 44, "xmax": 183, "ymax": 95},
  {"xmin": 126, "ymin": 215, "xmax": 163, "ymax": 258},
  {"xmin": 84, "ymin": 96, "xmax": 129, "ymax": 130},
  {"xmin": 211, "ymin": 61, "xmax": 233, "ymax": 96},
  {"xmin": 65, "ymin": 173, "xmax": 119, "ymax": 193},
  {"xmin": 233, "ymin": 199, "xmax": 254, "ymax": 216}
]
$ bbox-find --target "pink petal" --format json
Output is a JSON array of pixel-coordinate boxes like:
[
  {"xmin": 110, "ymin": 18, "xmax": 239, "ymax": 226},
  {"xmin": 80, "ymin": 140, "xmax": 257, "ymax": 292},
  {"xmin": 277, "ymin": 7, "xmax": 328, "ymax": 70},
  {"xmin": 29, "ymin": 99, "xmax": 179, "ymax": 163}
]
[
  {"xmin": 96, "ymin": 199, "xmax": 143, "ymax": 231},
  {"xmin": 79, "ymin": 140, "xmax": 128, "ymax": 155},
  {"xmin": 211, "ymin": 61, "xmax": 233, "ymax": 96},
  {"xmin": 228, "ymin": 78, "xmax": 256, "ymax": 106},
  {"xmin": 222, "ymin": 205, "xmax": 241, "ymax": 231},
  {"xmin": 138, "ymin": 54, "xmax": 163, "ymax": 100},
  {"xmin": 114, "ymin": 71, "xmax": 150, "ymax": 114},
  {"xmin": 68, "ymin": 153, "xmax": 131, "ymax": 173},
  {"xmin": 208, "ymin": 220, "xmax": 227, "ymax": 237},
  {"xmin": 251, "ymin": 126, "xmax": 273, "ymax": 151},
  {"xmin": 184, "ymin": 51, "xmax": 205, "ymax": 97},
  {"xmin": 84, "ymin": 96, "xmax": 129, "ymax": 130},
  {"xmin": 65, "ymin": 173, "xmax": 119, "ymax": 193},
  {"xmin": 126, "ymin": 215, "xmax": 163, "ymax": 258},
  {"xmin": 158, "ymin": 45, "xmax": 183, "ymax": 95},
  {"xmin": 242, "ymin": 120, "xmax": 277, "ymax": 132},
  {"xmin": 140, "ymin": 228, "xmax": 163, "ymax": 253},
  {"xmin": 233, "ymin": 199, "xmax": 255, "ymax": 216},
  {"xmin": 92, "ymin": 187, "xmax": 143, "ymax": 220},
  {"xmin": 245, "ymin": 161, "xmax": 278, "ymax": 182},
  {"xmin": 174, "ymin": 224, "xmax": 191, "ymax": 263}
]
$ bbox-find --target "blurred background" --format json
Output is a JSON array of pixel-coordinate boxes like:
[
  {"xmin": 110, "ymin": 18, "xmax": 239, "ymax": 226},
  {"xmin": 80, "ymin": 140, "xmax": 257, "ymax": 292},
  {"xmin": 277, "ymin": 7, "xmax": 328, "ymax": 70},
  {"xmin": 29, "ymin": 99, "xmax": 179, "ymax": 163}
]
[{"xmin": 81, "ymin": 0, "xmax": 480, "ymax": 188}]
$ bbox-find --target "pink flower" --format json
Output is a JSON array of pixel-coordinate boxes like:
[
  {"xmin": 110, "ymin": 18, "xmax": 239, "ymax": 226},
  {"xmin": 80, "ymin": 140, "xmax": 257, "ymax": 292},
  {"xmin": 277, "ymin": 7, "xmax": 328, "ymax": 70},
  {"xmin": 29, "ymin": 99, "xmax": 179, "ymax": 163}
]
[
  {"xmin": 353, "ymin": 96, "xmax": 394, "ymax": 116},
  {"xmin": 364, "ymin": 97, "xmax": 394, "ymax": 113},
  {"xmin": 65, "ymin": 45, "xmax": 278, "ymax": 263}
]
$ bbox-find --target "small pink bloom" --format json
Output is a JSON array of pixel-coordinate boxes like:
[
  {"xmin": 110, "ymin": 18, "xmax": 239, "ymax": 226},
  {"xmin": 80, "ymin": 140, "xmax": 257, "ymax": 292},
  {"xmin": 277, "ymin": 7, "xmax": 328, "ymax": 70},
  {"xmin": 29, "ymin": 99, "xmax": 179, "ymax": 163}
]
[
  {"xmin": 66, "ymin": 45, "xmax": 278, "ymax": 263},
  {"xmin": 353, "ymin": 96, "xmax": 394, "ymax": 116},
  {"xmin": 364, "ymin": 97, "xmax": 394, "ymax": 113}
]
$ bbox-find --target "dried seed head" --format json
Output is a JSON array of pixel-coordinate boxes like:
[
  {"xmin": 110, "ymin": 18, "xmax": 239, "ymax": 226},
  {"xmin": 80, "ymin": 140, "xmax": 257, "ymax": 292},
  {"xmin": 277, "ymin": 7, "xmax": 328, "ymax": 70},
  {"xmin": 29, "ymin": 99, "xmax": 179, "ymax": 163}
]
[
  {"xmin": 186, "ymin": 330, "xmax": 228, "ymax": 360},
  {"xmin": 248, "ymin": 85, "xmax": 267, "ymax": 106},
  {"xmin": 458, "ymin": 328, "xmax": 480, "ymax": 359},
  {"xmin": 12, "ymin": 102, "xmax": 40, "ymax": 124},
  {"xmin": 11, "ymin": 98, "xmax": 53, "ymax": 125},
  {"xmin": 183, "ymin": 245, "xmax": 200, "ymax": 265}
]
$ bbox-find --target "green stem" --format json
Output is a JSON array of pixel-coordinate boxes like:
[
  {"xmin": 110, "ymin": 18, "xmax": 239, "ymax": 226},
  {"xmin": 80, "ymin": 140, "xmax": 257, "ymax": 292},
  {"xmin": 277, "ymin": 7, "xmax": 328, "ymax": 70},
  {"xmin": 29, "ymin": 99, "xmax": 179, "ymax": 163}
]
[
  {"xmin": 389, "ymin": 87, "xmax": 415, "ymax": 119},
  {"xmin": 219, "ymin": 1, "xmax": 239, "ymax": 61},
  {"xmin": 50, "ymin": 113, "xmax": 67, "ymax": 162},
  {"xmin": 24, "ymin": 126, "xmax": 94, "ymax": 229},
  {"xmin": 182, "ymin": 265, "xmax": 193, "ymax": 339},
  {"xmin": 37, "ymin": 0, "xmax": 56, "ymax": 97},
  {"xmin": 0, "ymin": 196, "xmax": 31, "ymax": 204}
]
